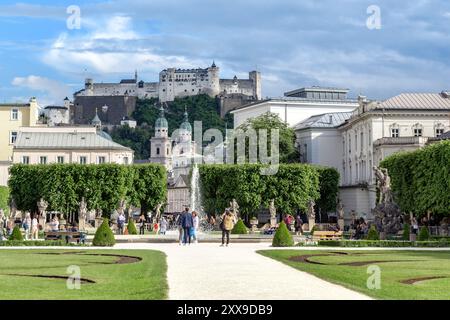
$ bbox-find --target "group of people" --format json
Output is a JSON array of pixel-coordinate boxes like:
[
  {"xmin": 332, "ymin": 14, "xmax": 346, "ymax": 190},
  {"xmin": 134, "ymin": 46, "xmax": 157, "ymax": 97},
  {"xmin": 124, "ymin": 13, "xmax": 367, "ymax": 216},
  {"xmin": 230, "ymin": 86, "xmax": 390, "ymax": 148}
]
[{"xmin": 176, "ymin": 208, "xmax": 200, "ymax": 245}]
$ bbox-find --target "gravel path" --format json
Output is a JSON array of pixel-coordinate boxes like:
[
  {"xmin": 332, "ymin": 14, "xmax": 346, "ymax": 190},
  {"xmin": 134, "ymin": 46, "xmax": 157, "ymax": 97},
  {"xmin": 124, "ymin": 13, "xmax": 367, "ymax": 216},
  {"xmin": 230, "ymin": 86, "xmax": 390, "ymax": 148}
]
[{"xmin": 114, "ymin": 242, "xmax": 371, "ymax": 300}]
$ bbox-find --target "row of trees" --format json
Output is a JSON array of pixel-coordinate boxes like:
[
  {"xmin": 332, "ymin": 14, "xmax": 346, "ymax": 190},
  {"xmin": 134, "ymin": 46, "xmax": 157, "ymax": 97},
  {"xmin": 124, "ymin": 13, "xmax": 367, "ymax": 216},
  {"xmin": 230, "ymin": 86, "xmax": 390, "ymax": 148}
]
[
  {"xmin": 8, "ymin": 164, "xmax": 167, "ymax": 218},
  {"xmin": 198, "ymin": 164, "xmax": 339, "ymax": 219},
  {"xmin": 380, "ymin": 141, "xmax": 450, "ymax": 216}
]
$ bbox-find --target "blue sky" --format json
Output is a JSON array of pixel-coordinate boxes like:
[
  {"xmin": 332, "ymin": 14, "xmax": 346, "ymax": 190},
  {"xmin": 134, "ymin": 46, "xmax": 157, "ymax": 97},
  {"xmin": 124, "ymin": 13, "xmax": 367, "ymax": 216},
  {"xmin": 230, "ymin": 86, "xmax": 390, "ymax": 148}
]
[{"xmin": 0, "ymin": 0, "xmax": 449, "ymax": 106}]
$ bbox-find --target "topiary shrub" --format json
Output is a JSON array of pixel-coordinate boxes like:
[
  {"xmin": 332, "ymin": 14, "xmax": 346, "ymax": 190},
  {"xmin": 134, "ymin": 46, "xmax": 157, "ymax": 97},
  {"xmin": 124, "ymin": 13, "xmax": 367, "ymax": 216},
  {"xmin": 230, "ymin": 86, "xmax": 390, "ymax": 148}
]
[
  {"xmin": 231, "ymin": 219, "xmax": 248, "ymax": 234},
  {"xmin": 418, "ymin": 226, "xmax": 430, "ymax": 241},
  {"xmin": 402, "ymin": 223, "xmax": 410, "ymax": 240},
  {"xmin": 127, "ymin": 219, "xmax": 138, "ymax": 235},
  {"xmin": 272, "ymin": 221, "xmax": 294, "ymax": 247},
  {"xmin": 92, "ymin": 219, "xmax": 116, "ymax": 246},
  {"xmin": 366, "ymin": 225, "xmax": 379, "ymax": 240},
  {"xmin": 9, "ymin": 225, "xmax": 23, "ymax": 241}
]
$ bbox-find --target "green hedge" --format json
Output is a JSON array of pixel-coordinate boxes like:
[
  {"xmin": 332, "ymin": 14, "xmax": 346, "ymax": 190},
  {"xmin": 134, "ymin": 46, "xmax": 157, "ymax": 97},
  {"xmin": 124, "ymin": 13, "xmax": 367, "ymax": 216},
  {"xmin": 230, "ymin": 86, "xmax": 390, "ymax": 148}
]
[
  {"xmin": 0, "ymin": 186, "xmax": 9, "ymax": 216},
  {"xmin": 318, "ymin": 240, "xmax": 450, "ymax": 247},
  {"xmin": 231, "ymin": 219, "xmax": 248, "ymax": 234},
  {"xmin": 381, "ymin": 141, "xmax": 450, "ymax": 216},
  {"xmin": 272, "ymin": 221, "xmax": 294, "ymax": 247},
  {"xmin": 8, "ymin": 164, "xmax": 166, "ymax": 218},
  {"xmin": 0, "ymin": 240, "xmax": 83, "ymax": 246},
  {"xmin": 199, "ymin": 164, "xmax": 338, "ymax": 217}
]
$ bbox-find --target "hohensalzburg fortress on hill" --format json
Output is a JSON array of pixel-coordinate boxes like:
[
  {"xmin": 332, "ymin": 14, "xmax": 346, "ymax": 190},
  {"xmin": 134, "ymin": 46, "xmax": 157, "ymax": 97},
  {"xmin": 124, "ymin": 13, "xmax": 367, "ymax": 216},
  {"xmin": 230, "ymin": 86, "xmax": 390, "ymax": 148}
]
[{"xmin": 75, "ymin": 62, "xmax": 261, "ymax": 104}]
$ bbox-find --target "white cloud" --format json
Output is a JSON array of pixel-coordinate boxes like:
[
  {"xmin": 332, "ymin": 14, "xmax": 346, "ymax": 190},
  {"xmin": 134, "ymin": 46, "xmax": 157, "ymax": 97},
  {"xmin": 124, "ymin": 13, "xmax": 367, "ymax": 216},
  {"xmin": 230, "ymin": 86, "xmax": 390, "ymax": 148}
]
[{"xmin": 12, "ymin": 75, "xmax": 70, "ymax": 106}]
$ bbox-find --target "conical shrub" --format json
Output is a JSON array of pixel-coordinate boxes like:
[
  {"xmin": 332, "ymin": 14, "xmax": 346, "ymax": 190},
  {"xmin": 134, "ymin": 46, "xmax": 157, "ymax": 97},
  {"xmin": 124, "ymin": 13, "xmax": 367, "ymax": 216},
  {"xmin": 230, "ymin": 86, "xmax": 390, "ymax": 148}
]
[
  {"xmin": 93, "ymin": 218, "xmax": 116, "ymax": 246},
  {"xmin": 272, "ymin": 221, "xmax": 294, "ymax": 247},
  {"xmin": 402, "ymin": 223, "xmax": 410, "ymax": 240},
  {"xmin": 418, "ymin": 226, "xmax": 430, "ymax": 241},
  {"xmin": 127, "ymin": 218, "xmax": 138, "ymax": 235},
  {"xmin": 231, "ymin": 219, "xmax": 248, "ymax": 234},
  {"xmin": 9, "ymin": 225, "xmax": 23, "ymax": 241},
  {"xmin": 366, "ymin": 225, "xmax": 379, "ymax": 240}
]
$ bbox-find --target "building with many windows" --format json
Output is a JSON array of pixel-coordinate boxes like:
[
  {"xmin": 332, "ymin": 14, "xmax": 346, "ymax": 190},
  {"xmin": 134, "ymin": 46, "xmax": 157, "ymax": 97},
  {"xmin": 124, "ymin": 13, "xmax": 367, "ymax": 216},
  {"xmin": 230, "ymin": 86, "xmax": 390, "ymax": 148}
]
[
  {"xmin": 12, "ymin": 126, "xmax": 133, "ymax": 165},
  {"xmin": 296, "ymin": 91, "xmax": 450, "ymax": 223}
]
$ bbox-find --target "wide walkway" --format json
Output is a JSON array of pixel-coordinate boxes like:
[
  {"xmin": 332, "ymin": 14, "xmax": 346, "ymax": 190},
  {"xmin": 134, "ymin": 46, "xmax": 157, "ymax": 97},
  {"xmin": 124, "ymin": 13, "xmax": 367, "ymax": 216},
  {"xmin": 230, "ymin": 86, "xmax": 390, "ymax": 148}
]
[{"xmin": 114, "ymin": 242, "xmax": 371, "ymax": 300}]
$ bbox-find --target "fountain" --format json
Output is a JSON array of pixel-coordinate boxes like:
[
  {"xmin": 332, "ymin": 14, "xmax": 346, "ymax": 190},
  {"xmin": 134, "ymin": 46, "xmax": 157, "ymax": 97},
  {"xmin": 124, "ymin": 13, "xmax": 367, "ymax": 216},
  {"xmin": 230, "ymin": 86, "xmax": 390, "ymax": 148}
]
[{"xmin": 190, "ymin": 164, "xmax": 214, "ymax": 232}]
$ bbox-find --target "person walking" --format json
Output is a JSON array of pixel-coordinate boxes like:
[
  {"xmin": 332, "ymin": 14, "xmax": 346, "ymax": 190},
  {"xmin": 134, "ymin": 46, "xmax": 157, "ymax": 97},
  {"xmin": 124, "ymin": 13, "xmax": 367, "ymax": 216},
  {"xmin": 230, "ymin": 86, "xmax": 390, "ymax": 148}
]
[
  {"xmin": 295, "ymin": 214, "xmax": 303, "ymax": 236},
  {"xmin": 138, "ymin": 214, "xmax": 146, "ymax": 235},
  {"xmin": 220, "ymin": 209, "xmax": 235, "ymax": 247},
  {"xmin": 191, "ymin": 211, "xmax": 199, "ymax": 243},
  {"xmin": 176, "ymin": 213, "xmax": 184, "ymax": 245},
  {"xmin": 180, "ymin": 207, "xmax": 193, "ymax": 245},
  {"xmin": 160, "ymin": 216, "xmax": 168, "ymax": 235},
  {"xmin": 31, "ymin": 215, "xmax": 39, "ymax": 240},
  {"xmin": 117, "ymin": 212, "xmax": 126, "ymax": 235},
  {"xmin": 23, "ymin": 213, "xmax": 32, "ymax": 240}
]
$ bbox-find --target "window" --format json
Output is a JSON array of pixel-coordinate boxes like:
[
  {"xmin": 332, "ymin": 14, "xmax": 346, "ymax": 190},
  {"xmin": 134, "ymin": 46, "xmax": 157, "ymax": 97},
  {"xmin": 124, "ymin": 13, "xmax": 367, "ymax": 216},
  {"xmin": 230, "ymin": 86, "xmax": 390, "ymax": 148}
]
[
  {"xmin": 414, "ymin": 128, "xmax": 423, "ymax": 137},
  {"xmin": 436, "ymin": 128, "xmax": 444, "ymax": 137},
  {"xmin": 156, "ymin": 147, "xmax": 160, "ymax": 155},
  {"xmin": 391, "ymin": 128, "xmax": 399, "ymax": 138},
  {"xmin": 9, "ymin": 131, "xmax": 17, "ymax": 144},
  {"xmin": 21, "ymin": 156, "xmax": 29, "ymax": 164},
  {"xmin": 57, "ymin": 156, "xmax": 65, "ymax": 164},
  {"xmin": 79, "ymin": 156, "xmax": 87, "ymax": 164},
  {"xmin": 11, "ymin": 109, "xmax": 19, "ymax": 120},
  {"xmin": 40, "ymin": 156, "xmax": 47, "ymax": 165},
  {"xmin": 98, "ymin": 156, "xmax": 106, "ymax": 164},
  {"xmin": 360, "ymin": 132, "xmax": 364, "ymax": 150},
  {"xmin": 123, "ymin": 157, "xmax": 129, "ymax": 165},
  {"xmin": 303, "ymin": 144, "xmax": 308, "ymax": 163}
]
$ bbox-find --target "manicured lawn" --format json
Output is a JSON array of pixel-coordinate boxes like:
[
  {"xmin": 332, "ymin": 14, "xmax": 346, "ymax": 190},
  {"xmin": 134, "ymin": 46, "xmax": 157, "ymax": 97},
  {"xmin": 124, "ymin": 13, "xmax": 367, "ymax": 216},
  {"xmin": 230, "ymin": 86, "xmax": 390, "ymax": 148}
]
[
  {"xmin": 258, "ymin": 250, "xmax": 450, "ymax": 300},
  {"xmin": 0, "ymin": 249, "xmax": 168, "ymax": 300}
]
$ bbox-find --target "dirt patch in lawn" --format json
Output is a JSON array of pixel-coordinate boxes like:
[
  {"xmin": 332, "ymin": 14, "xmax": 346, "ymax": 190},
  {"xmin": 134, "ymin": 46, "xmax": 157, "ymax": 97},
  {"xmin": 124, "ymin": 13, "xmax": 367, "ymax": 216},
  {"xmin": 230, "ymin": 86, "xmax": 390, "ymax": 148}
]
[
  {"xmin": 36, "ymin": 252, "xmax": 142, "ymax": 264},
  {"xmin": 6, "ymin": 274, "xmax": 96, "ymax": 284},
  {"xmin": 400, "ymin": 276, "xmax": 447, "ymax": 285},
  {"xmin": 339, "ymin": 260, "xmax": 421, "ymax": 267},
  {"xmin": 289, "ymin": 254, "xmax": 333, "ymax": 265}
]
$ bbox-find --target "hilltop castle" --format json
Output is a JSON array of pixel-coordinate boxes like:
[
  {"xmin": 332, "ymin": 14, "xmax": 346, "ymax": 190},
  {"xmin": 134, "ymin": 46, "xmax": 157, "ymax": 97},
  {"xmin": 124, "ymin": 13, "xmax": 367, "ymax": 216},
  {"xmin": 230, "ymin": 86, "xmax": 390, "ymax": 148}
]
[{"xmin": 74, "ymin": 62, "xmax": 261, "ymax": 112}]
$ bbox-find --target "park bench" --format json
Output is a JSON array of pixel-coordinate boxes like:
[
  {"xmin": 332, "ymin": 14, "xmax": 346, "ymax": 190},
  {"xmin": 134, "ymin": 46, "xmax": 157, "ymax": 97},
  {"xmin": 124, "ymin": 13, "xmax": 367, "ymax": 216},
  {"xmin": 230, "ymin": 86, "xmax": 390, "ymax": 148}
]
[
  {"xmin": 312, "ymin": 231, "xmax": 343, "ymax": 241},
  {"xmin": 44, "ymin": 231, "xmax": 86, "ymax": 244}
]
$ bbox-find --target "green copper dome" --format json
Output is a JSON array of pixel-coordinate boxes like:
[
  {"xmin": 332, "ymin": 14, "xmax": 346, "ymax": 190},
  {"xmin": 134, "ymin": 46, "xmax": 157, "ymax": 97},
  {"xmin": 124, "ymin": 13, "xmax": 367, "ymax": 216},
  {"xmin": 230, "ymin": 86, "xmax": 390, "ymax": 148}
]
[
  {"xmin": 155, "ymin": 106, "xmax": 168, "ymax": 129},
  {"xmin": 180, "ymin": 108, "xmax": 192, "ymax": 132}
]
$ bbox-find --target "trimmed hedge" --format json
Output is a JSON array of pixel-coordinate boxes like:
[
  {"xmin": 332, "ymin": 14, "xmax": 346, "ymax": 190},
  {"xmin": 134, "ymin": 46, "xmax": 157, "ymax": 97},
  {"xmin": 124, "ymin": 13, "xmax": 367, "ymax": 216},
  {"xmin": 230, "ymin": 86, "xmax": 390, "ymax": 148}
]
[
  {"xmin": 318, "ymin": 240, "xmax": 450, "ymax": 247},
  {"xmin": 366, "ymin": 225, "xmax": 379, "ymax": 240},
  {"xmin": 231, "ymin": 219, "xmax": 248, "ymax": 235},
  {"xmin": 127, "ymin": 219, "xmax": 138, "ymax": 235},
  {"xmin": 199, "ymin": 164, "xmax": 338, "ymax": 217},
  {"xmin": 418, "ymin": 226, "xmax": 430, "ymax": 241},
  {"xmin": 92, "ymin": 219, "xmax": 116, "ymax": 246},
  {"xmin": 9, "ymin": 226, "xmax": 23, "ymax": 241},
  {"xmin": 8, "ymin": 163, "xmax": 166, "ymax": 218},
  {"xmin": 0, "ymin": 240, "xmax": 84, "ymax": 246},
  {"xmin": 272, "ymin": 221, "xmax": 294, "ymax": 247}
]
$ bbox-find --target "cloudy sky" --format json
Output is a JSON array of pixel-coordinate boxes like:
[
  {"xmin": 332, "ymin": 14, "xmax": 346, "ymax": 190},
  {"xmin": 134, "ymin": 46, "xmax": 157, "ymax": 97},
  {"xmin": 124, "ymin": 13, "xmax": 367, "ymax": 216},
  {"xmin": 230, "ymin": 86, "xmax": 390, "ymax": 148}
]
[{"xmin": 0, "ymin": 0, "xmax": 449, "ymax": 106}]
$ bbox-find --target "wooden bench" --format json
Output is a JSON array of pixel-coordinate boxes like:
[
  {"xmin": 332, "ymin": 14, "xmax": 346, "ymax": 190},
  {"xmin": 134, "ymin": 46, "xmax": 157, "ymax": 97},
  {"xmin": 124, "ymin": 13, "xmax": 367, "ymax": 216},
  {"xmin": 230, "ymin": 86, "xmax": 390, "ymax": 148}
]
[
  {"xmin": 44, "ymin": 231, "xmax": 86, "ymax": 244},
  {"xmin": 312, "ymin": 231, "xmax": 343, "ymax": 241}
]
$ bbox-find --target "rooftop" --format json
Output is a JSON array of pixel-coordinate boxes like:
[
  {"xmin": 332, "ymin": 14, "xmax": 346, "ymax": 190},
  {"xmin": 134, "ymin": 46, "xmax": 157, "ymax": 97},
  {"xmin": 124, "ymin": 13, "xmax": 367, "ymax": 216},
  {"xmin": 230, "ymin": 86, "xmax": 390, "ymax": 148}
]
[
  {"xmin": 377, "ymin": 92, "xmax": 450, "ymax": 110},
  {"xmin": 14, "ymin": 130, "xmax": 132, "ymax": 151},
  {"xmin": 294, "ymin": 112, "xmax": 353, "ymax": 130}
]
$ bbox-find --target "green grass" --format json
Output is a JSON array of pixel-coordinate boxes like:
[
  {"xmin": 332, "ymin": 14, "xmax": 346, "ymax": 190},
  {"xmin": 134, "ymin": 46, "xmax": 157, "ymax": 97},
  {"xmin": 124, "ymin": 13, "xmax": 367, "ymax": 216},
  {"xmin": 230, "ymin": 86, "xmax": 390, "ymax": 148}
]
[
  {"xmin": 258, "ymin": 250, "xmax": 450, "ymax": 300},
  {"xmin": 0, "ymin": 249, "xmax": 168, "ymax": 300}
]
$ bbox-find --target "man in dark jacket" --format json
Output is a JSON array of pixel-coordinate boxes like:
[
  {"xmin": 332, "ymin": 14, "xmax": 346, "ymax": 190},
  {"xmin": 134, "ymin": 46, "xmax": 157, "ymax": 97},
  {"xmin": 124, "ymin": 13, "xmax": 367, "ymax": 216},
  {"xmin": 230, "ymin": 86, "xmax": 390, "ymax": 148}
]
[{"xmin": 181, "ymin": 207, "xmax": 194, "ymax": 245}]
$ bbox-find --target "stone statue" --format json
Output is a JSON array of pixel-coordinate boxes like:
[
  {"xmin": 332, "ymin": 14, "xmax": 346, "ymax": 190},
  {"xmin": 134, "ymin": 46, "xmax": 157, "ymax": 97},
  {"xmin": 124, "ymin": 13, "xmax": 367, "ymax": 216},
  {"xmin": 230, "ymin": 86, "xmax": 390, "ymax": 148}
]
[
  {"xmin": 230, "ymin": 199, "xmax": 239, "ymax": 220},
  {"xmin": 373, "ymin": 166, "xmax": 392, "ymax": 204},
  {"xmin": 117, "ymin": 199, "xmax": 126, "ymax": 215},
  {"xmin": 79, "ymin": 197, "xmax": 87, "ymax": 221},
  {"xmin": 10, "ymin": 198, "xmax": 18, "ymax": 219},
  {"xmin": 155, "ymin": 203, "xmax": 162, "ymax": 221},
  {"xmin": 269, "ymin": 199, "xmax": 276, "ymax": 219},
  {"xmin": 337, "ymin": 201, "xmax": 345, "ymax": 220},
  {"xmin": 307, "ymin": 199, "xmax": 316, "ymax": 219},
  {"xmin": 37, "ymin": 198, "xmax": 48, "ymax": 221}
]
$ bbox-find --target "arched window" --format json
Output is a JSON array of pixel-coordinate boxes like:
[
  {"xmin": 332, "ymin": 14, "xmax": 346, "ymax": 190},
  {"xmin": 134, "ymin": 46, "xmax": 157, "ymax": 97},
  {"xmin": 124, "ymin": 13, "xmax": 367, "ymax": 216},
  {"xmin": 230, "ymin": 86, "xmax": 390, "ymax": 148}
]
[{"xmin": 156, "ymin": 147, "xmax": 160, "ymax": 155}]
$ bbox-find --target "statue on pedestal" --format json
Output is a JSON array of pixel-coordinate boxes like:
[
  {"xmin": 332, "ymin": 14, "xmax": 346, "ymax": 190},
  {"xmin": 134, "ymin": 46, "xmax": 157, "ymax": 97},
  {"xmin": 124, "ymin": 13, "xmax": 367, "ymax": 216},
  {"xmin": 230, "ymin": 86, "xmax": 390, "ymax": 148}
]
[
  {"xmin": 230, "ymin": 199, "xmax": 239, "ymax": 221},
  {"xmin": 307, "ymin": 200, "xmax": 316, "ymax": 220},
  {"xmin": 155, "ymin": 203, "xmax": 162, "ymax": 221},
  {"xmin": 37, "ymin": 198, "xmax": 48, "ymax": 223},
  {"xmin": 269, "ymin": 199, "xmax": 277, "ymax": 228},
  {"xmin": 337, "ymin": 201, "xmax": 344, "ymax": 220},
  {"xmin": 373, "ymin": 166, "xmax": 392, "ymax": 204},
  {"xmin": 78, "ymin": 197, "xmax": 87, "ymax": 230}
]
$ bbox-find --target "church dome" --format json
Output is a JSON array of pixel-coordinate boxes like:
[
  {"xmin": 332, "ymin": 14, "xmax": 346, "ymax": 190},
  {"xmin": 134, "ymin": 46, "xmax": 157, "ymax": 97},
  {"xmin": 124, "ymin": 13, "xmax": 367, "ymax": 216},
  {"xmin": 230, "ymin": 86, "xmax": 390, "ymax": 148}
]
[
  {"xmin": 155, "ymin": 106, "xmax": 168, "ymax": 129},
  {"xmin": 180, "ymin": 109, "xmax": 192, "ymax": 133}
]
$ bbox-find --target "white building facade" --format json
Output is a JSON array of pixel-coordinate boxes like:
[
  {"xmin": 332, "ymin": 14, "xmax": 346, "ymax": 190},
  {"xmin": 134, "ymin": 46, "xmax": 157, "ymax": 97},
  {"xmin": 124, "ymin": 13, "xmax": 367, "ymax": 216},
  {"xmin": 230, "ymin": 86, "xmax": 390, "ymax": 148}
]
[{"xmin": 230, "ymin": 87, "xmax": 359, "ymax": 128}]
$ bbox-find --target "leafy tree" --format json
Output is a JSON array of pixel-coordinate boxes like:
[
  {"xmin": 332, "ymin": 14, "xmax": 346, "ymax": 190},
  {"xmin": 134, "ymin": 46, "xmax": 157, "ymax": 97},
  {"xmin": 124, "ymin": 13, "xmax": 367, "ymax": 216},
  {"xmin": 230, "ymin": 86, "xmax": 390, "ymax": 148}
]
[
  {"xmin": 92, "ymin": 219, "xmax": 115, "ymax": 246},
  {"xmin": 9, "ymin": 226, "xmax": 23, "ymax": 241},
  {"xmin": 314, "ymin": 166, "xmax": 340, "ymax": 218},
  {"xmin": 231, "ymin": 219, "xmax": 248, "ymax": 234},
  {"xmin": 109, "ymin": 125, "xmax": 151, "ymax": 160},
  {"xmin": 272, "ymin": 221, "xmax": 294, "ymax": 247},
  {"xmin": 0, "ymin": 186, "xmax": 10, "ymax": 216},
  {"xmin": 233, "ymin": 112, "xmax": 299, "ymax": 164}
]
